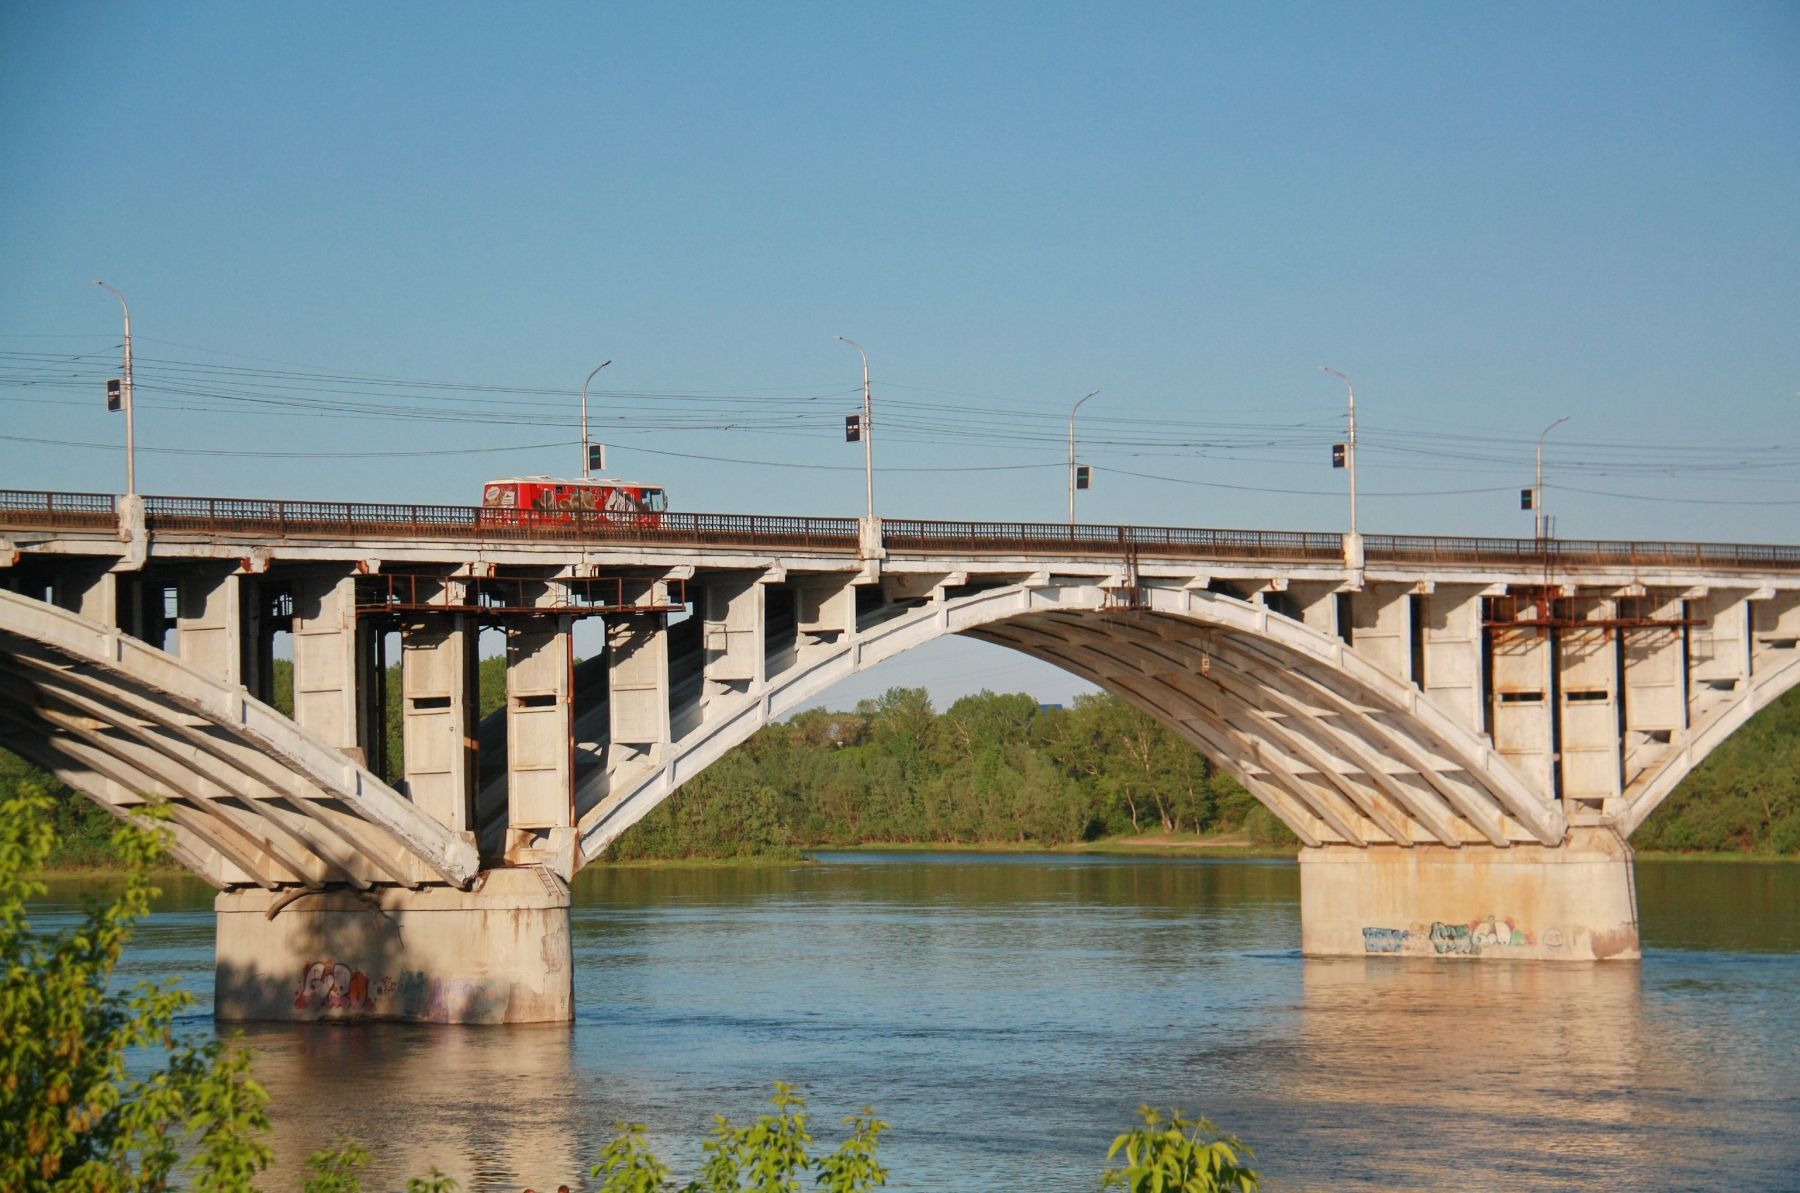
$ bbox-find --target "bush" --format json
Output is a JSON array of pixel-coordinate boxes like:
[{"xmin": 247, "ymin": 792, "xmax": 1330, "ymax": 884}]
[{"xmin": 0, "ymin": 786, "xmax": 272, "ymax": 1191}]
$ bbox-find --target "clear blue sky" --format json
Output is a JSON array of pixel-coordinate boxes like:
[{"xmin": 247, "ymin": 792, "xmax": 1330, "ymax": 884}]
[{"xmin": 3, "ymin": 3, "xmax": 1796, "ymax": 705}]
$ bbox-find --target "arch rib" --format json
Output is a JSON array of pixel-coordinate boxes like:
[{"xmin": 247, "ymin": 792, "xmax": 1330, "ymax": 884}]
[
  {"xmin": 975, "ymin": 630, "xmax": 1328, "ymax": 847},
  {"xmin": 0, "ymin": 590, "xmax": 478, "ymax": 889},
  {"xmin": 576, "ymin": 578, "xmax": 1566, "ymax": 866},
  {"xmin": 1057, "ymin": 615, "xmax": 1418, "ymax": 844}
]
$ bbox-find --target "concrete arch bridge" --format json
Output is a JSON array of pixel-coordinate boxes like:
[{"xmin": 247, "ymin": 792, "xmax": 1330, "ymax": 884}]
[{"xmin": 3, "ymin": 490, "xmax": 1798, "ymax": 1021}]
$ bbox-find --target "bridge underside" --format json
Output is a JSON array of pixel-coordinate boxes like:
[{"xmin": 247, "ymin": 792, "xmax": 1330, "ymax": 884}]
[{"xmin": 4, "ymin": 502, "xmax": 1800, "ymax": 1016}]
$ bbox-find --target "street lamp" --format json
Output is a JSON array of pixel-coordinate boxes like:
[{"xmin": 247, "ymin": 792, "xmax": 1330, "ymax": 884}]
[
  {"xmin": 835, "ymin": 336, "xmax": 874, "ymax": 522},
  {"xmin": 93, "ymin": 280, "xmax": 135, "ymax": 497},
  {"xmin": 1067, "ymin": 388, "xmax": 1101, "ymax": 524},
  {"xmin": 1534, "ymin": 415, "xmax": 1570, "ymax": 541},
  {"xmin": 1320, "ymin": 367, "xmax": 1358, "ymax": 541},
  {"xmin": 580, "ymin": 359, "xmax": 612, "ymax": 479}
]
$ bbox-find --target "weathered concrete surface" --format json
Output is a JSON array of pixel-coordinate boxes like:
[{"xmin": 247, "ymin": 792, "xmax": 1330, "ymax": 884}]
[
  {"xmin": 215, "ymin": 868, "xmax": 572, "ymax": 1023},
  {"xmin": 1299, "ymin": 828, "xmax": 1640, "ymax": 961}
]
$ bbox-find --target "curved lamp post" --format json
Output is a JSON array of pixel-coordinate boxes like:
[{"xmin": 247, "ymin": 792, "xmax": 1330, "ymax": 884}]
[
  {"xmin": 1067, "ymin": 388, "xmax": 1101, "ymax": 524},
  {"xmin": 93, "ymin": 280, "xmax": 135, "ymax": 497},
  {"xmin": 1535, "ymin": 415, "xmax": 1570, "ymax": 541},
  {"xmin": 580, "ymin": 359, "xmax": 612, "ymax": 479},
  {"xmin": 836, "ymin": 336, "xmax": 874, "ymax": 522}
]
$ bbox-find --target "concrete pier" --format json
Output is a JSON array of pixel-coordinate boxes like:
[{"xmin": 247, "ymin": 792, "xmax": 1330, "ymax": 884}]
[
  {"xmin": 215, "ymin": 868, "xmax": 573, "ymax": 1024},
  {"xmin": 1299, "ymin": 829, "xmax": 1640, "ymax": 961}
]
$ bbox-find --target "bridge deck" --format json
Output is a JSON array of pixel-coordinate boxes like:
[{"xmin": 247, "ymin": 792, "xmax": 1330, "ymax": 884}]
[{"xmin": 5, "ymin": 489, "xmax": 1799, "ymax": 571}]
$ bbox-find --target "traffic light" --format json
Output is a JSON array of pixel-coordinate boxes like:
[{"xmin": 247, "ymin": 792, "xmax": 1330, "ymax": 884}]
[
  {"xmin": 845, "ymin": 414, "xmax": 862, "ymax": 443},
  {"xmin": 587, "ymin": 443, "xmax": 605, "ymax": 472},
  {"xmin": 1074, "ymin": 465, "xmax": 1091, "ymax": 490},
  {"xmin": 1330, "ymin": 443, "xmax": 1346, "ymax": 468},
  {"xmin": 106, "ymin": 378, "xmax": 123, "ymax": 412},
  {"xmin": 1520, "ymin": 488, "xmax": 1535, "ymax": 510}
]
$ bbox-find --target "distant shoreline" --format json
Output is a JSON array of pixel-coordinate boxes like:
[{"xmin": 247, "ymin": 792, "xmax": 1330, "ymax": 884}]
[{"xmin": 31, "ymin": 839, "xmax": 1798, "ymax": 881}]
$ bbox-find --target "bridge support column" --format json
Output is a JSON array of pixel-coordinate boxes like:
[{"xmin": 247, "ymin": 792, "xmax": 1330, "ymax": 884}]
[
  {"xmin": 1299, "ymin": 828, "xmax": 1639, "ymax": 961},
  {"xmin": 214, "ymin": 868, "xmax": 572, "ymax": 1024}
]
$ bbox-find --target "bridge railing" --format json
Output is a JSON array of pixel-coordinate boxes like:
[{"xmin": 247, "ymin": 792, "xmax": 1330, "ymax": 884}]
[
  {"xmin": 1366, "ymin": 534, "xmax": 1800, "ymax": 570},
  {"xmin": 0, "ymin": 489, "xmax": 119, "ymax": 530},
  {"xmin": 137, "ymin": 496, "xmax": 862, "ymax": 550},
  {"xmin": 881, "ymin": 519, "xmax": 1346, "ymax": 561}
]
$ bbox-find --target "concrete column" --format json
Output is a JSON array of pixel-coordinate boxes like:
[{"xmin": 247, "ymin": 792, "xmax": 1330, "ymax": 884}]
[
  {"xmin": 1419, "ymin": 586, "xmax": 1484, "ymax": 733},
  {"xmin": 1752, "ymin": 591, "xmax": 1800, "ymax": 668},
  {"xmin": 1490, "ymin": 624, "xmax": 1554, "ymax": 798},
  {"xmin": 1285, "ymin": 581, "xmax": 1342, "ymax": 640},
  {"xmin": 401, "ymin": 614, "xmax": 479, "ymax": 833},
  {"xmin": 1345, "ymin": 584, "xmax": 1412, "ymax": 682},
  {"xmin": 214, "ymin": 869, "xmax": 572, "ymax": 1024},
  {"xmin": 175, "ymin": 567, "xmax": 243, "ymax": 687},
  {"xmin": 1622, "ymin": 594, "xmax": 1684, "ymax": 783},
  {"xmin": 608, "ymin": 614, "xmax": 670, "ymax": 751},
  {"xmin": 1689, "ymin": 589, "xmax": 1751, "ymax": 696},
  {"xmin": 1299, "ymin": 827, "xmax": 1639, "ymax": 961},
  {"xmin": 53, "ymin": 566, "xmax": 119, "ymax": 628},
  {"xmin": 290, "ymin": 569, "xmax": 361, "ymax": 754},
  {"xmin": 795, "ymin": 575, "xmax": 857, "ymax": 641},
  {"xmin": 703, "ymin": 574, "xmax": 764, "ymax": 707},
  {"xmin": 508, "ymin": 617, "xmax": 574, "ymax": 830},
  {"xmin": 1558, "ymin": 599, "xmax": 1621, "ymax": 812}
]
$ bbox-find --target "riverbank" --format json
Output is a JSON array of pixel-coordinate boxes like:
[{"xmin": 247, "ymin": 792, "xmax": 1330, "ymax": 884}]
[
  {"xmin": 1631, "ymin": 850, "xmax": 1800, "ymax": 864},
  {"xmin": 814, "ymin": 833, "xmax": 1296, "ymax": 859}
]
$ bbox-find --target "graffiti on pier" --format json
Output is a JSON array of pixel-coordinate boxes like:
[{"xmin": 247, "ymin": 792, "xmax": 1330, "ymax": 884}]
[
  {"xmin": 1361, "ymin": 927, "xmax": 1410, "ymax": 953},
  {"xmin": 1362, "ymin": 914, "xmax": 1564, "ymax": 956},
  {"xmin": 293, "ymin": 960, "xmax": 378, "ymax": 1013},
  {"xmin": 1428, "ymin": 921, "xmax": 1474, "ymax": 954},
  {"xmin": 292, "ymin": 962, "xmax": 493, "ymax": 1021}
]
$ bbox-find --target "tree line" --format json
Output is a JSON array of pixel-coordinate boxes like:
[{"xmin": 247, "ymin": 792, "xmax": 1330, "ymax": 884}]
[{"xmin": 610, "ymin": 687, "xmax": 1283, "ymax": 860}]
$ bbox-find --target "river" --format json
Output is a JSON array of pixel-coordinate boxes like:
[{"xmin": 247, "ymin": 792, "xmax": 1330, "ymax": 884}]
[{"xmin": 39, "ymin": 853, "xmax": 1800, "ymax": 1191}]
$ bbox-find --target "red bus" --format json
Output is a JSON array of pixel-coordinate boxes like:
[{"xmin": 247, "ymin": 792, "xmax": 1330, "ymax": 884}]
[{"xmin": 479, "ymin": 477, "xmax": 668, "ymax": 527}]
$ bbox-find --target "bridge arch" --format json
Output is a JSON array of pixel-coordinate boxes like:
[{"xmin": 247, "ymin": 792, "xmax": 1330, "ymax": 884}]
[
  {"xmin": 0, "ymin": 590, "xmax": 479, "ymax": 891},
  {"xmin": 574, "ymin": 580, "xmax": 1567, "ymax": 866}
]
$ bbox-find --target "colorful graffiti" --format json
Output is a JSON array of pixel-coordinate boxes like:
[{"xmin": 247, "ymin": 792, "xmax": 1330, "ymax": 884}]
[
  {"xmin": 1361, "ymin": 927, "xmax": 1410, "ymax": 954},
  {"xmin": 292, "ymin": 962, "xmax": 494, "ymax": 1021},
  {"xmin": 1362, "ymin": 914, "xmax": 1564, "ymax": 957},
  {"xmin": 292, "ymin": 960, "xmax": 378, "ymax": 1013}
]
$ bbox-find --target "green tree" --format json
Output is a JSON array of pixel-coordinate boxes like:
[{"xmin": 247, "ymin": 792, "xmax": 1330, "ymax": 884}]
[
  {"xmin": 1101, "ymin": 1106, "xmax": 1259, "ymax": 1193},
  {"xmin": 0, "ymin": 787, "xmax": 273, "ymax": 1191},
  {"xmin": 590, "ymin": 1084, "xmax": 888, "ymax": 1193}
]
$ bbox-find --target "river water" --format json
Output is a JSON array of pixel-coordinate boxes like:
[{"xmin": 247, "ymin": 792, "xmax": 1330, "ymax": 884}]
[{"xmin": 40, "ymin": 853, "xmax": 1800, "ymax": 1191}]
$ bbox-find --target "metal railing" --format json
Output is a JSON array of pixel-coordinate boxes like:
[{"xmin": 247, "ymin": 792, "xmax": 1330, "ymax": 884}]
[
  {"xmin": 0, "ymin": 489, "xmax": 118, "ymax": 530},
  {"xmin": 3, "ymin": 489, "xmax": 1798, "ymax": 572},
  {"xmin": 1365, "ymin": 534, "xmax": 1800, "ymax": 570},
  {"xmin": 137, "ymin": 496, "xmax": 862, "ymax": 550},
  {"xmin": 881, "ymin": 519, "xmax": 1345, "ymax": 561}
]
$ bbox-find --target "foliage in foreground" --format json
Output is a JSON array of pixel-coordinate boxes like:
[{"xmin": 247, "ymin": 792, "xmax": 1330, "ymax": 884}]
[
  {"xmin": 589, "ymin": 1083, "xmax": 889, "ymax": 1193},
  {"xmin": 1101, "ymin": 1107, "xmax": 1258, "ymax": 1192},
  {"xmin": 0, "ymin": 787, "xmax": 272, "ymax": 1192}
]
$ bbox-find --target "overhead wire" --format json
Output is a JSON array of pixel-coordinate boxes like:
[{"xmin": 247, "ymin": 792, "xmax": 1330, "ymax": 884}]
[{"xmin": 2, "ymin": 343, "xmax": 1797, "ymax": 508}]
